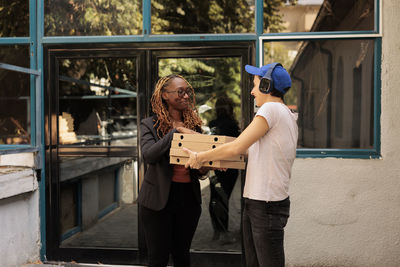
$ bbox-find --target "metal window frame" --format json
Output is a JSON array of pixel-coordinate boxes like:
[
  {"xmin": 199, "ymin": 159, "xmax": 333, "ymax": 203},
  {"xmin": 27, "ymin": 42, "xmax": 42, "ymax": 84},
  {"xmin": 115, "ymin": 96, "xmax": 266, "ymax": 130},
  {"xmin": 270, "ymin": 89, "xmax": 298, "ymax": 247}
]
[
  {"xmin": 0, "ymin": 0, "xmax": 40, "ymax": 152},
  {"xmin": 0, "ymin": 63, "xmax": 41, "ymax": 153},
  {"xmin": 0, "ymin": 0, "xmax": 46, "ymax": 258},
  {"xmin": 254, "ymin": 0, "xmax": 382, "ymax": 159},
  {"xmin": 258, "ymin": 35, "xmax": 381, "ymax": 159}
]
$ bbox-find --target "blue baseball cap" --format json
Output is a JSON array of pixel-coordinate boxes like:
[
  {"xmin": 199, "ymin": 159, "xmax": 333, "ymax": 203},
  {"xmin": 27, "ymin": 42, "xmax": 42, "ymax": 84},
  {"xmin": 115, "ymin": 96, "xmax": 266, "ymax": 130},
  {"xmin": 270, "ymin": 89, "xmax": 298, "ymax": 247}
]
[{"xmin": 245, "ymin": 63, "xmax": 292, "ymax": 94}]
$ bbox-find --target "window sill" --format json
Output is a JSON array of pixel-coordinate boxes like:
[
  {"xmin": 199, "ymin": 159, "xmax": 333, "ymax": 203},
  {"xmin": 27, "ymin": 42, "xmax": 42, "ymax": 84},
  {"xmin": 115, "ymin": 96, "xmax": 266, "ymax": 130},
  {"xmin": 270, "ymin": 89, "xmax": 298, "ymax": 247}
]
[
  {"xmin": 0, "ymin": 151, "xmax": 37, "ymax": 200},
  {"xmin": 0, "ymin": 167, "xmax": 37, "ymax": 200},
  {"xmin": 296, "ymin": 148, "xmax": 381, "ymax": 159}
]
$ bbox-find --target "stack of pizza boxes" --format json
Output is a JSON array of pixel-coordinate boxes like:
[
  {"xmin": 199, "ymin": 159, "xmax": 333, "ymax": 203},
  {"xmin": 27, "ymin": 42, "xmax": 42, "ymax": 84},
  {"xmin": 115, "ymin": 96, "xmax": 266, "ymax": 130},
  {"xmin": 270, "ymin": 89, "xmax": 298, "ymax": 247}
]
[{"xmin": 169, "ymin": 133, "xmax": 246, "ymax": 169}]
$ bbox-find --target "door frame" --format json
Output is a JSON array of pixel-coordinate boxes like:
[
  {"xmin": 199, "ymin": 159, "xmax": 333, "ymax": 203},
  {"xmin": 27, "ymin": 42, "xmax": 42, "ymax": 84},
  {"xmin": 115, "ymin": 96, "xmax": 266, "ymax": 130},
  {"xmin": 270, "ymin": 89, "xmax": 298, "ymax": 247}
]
[{"xmin": 44, "ymin": 41, "xmax": 254, "ymax": 266}]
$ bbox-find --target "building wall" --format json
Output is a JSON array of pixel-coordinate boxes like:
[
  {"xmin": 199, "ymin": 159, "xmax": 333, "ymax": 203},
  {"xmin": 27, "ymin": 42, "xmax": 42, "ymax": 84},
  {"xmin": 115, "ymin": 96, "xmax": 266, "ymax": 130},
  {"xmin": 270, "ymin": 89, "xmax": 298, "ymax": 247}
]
[
  {"xmin": 280, "ymin": 4, "xmax": 321, "ymax": 33},
  {"xmin": 0, "ymin": 192, "xmax": 40, "ymax": 267},
  {"xmin": 285, "ymin": 0, "xmax": 400, "ymax": 266},
  {"xmin": 0, "ymin": 159, "xmax": 40, "ymax": 267}
]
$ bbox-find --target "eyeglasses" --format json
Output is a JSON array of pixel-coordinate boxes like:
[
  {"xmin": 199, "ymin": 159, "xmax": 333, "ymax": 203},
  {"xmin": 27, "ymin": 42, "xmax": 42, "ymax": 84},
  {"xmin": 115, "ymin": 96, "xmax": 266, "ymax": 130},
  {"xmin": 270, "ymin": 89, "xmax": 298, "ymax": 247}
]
[{"xmin": 164, "ymin": 88, "xmax": 194, "ymax": 98}]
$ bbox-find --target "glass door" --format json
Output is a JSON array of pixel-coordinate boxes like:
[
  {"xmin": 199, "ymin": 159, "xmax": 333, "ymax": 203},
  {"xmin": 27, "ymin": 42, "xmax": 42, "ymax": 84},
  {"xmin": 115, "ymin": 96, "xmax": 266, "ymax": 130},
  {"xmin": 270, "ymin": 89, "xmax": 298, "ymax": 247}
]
[
  {"xmin": 45, "ymin": 43, "xmax": 253, "ymax": 266},
  {"xmin": 150, "ymin": 46, "xmax": 252, "ymax": 266},
  {"xmin": 56, "ymin": 56, "xmax": 140, "ymax": 248},
  {"xmin": 45, "ymin": 46, "xmax": 147, "ymax": 264}
]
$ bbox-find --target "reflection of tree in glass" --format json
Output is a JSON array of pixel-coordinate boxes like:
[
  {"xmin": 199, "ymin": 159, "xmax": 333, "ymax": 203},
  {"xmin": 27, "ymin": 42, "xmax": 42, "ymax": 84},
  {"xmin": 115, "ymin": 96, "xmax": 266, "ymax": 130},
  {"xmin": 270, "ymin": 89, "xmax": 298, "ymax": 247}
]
[
  {"xmin": 3, "ymin": 0, "xmax": 286, "ymax": 36},
  {"xmin": 152, "ymin": 0, "xmax": 254, "ymax": 34},
  {"xmin": 44, "ymin": 0, "xmax": 142, "ymax": 36},
  {"xmin": 158, "ymin": 57, "xmax": 242, "ymax": 123},
  {"xmin": 0, "ymin": 0, "xmax": 29, "ymax": 37},
  {"xmin": 264, "ymin": 0, "xmax": 289, "ymax": 33},
  {"xmin": 59, "ymin": 58, "xmax": 137, "ymax": 135},
  {"xmin": 60, "ymin": 58, "xmax": 136, "ymax": 96},
  {"xmin": 0, "ymin": 46, "xmax": 30, "ymax": 144},
  {"xmin": 151, "ymin": 0, "xmax": 286, "ymax": 34}
]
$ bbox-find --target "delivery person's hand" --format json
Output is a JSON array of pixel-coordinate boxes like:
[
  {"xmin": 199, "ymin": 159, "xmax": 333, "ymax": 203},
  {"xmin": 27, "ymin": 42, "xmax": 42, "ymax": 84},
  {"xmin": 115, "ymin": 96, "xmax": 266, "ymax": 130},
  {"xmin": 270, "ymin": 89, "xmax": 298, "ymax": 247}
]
[{"xmin": 183, "ymin": 147, "xmax": 203, "ymax": 169}]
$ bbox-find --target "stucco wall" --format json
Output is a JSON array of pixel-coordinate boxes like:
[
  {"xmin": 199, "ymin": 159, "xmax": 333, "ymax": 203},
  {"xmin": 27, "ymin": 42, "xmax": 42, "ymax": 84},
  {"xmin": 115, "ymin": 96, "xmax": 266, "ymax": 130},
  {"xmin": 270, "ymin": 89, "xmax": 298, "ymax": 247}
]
[
  {"xmin": 286, "ymin": 0, "xmax": 400, "ymax": 266},
  {"xmin": 0, "ymin": 188, "xmax": 40, "ymax": 267},
  {"xmin": 0, "ymin": 153, "xmax": 41, "ymax": 267}
]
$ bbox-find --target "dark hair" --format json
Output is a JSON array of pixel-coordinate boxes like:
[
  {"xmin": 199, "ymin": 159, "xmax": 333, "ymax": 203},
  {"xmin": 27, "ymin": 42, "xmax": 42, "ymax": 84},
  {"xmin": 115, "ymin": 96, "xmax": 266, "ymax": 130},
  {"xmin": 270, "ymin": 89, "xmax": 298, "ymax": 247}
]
[
  {"xmin": 269, "ymin": 87, "xmax": 285, "ymax": 100},
  {"xmin": 215, "ymin": 96, "xmax": 235, "ymax": 119},
  {"xmin": 151, "ymin": 74, "xmax": 202, "ymax": 137}
]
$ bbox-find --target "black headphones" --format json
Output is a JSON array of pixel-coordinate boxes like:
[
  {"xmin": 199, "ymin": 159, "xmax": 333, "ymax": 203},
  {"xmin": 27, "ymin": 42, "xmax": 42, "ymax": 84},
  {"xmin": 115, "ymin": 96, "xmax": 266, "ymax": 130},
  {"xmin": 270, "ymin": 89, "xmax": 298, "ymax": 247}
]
[{"xmin": 259, "ymin": 62, "xmax": 282, "ymax": 94}]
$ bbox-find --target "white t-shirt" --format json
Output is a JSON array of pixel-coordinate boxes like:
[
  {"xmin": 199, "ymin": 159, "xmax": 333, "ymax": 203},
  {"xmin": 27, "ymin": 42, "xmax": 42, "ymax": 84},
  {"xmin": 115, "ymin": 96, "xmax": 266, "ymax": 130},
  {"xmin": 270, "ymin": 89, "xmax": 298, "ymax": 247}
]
[{"xmin": 243, "ymin": 102, "xmax": 298, "ymax": 202}]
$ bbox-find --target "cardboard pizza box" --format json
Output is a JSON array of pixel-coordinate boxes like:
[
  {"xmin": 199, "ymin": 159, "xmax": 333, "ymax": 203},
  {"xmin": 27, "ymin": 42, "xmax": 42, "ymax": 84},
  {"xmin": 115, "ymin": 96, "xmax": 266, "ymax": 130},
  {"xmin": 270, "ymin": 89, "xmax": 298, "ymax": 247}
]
[
  {"xmin": 169, "ymin": 148, "xmax": 244, "ymax": 162},
  {"xmin": 171, "ymin": 139, "xmax": 222, "ymax": 151},
  {"xmin": 173, "ymin": 133, "xmax": 236, "ymax": 144},
  {"xmin": 170, "ymin": 156, "xmax": 246, "ymax": 170}
]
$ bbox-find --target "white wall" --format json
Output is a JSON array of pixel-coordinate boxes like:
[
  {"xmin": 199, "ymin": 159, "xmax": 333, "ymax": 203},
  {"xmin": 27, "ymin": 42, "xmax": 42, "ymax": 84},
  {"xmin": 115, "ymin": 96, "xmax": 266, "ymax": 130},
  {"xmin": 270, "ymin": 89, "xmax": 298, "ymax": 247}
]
[
  {"xmin": 0, "ymin": 154, "xmax": 41, "ymax": 267},
  {"xmin": 0, "ymin": 190, "xmax": 40, "ymax": 267},
  {"xmin": 286, "ymin": 0, "xmax": 400, "ymax": 266}
]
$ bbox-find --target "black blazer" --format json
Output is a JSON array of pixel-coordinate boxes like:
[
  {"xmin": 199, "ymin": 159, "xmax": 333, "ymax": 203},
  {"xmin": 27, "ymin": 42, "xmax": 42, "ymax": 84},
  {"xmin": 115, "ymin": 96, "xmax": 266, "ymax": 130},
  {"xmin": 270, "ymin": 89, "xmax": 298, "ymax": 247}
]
[{"xmin": 138, "ymin": 116, "xmax": 202, "ymax": 211}]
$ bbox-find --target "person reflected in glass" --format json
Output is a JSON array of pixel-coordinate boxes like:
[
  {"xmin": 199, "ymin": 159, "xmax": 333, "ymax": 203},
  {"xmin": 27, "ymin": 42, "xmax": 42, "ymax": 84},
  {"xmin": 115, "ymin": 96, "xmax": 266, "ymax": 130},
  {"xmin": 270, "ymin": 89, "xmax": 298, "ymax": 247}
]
[
  {"xmin": 138, "ymin": 74, "xmax": 207, "ymax": 267},
  {"xmin": 184, "ymin": 63, "xmax": 298, "ymax": 267},
  {"xmin": 208, "ymin": 96, "xmax": 240, "ymax": 244}
]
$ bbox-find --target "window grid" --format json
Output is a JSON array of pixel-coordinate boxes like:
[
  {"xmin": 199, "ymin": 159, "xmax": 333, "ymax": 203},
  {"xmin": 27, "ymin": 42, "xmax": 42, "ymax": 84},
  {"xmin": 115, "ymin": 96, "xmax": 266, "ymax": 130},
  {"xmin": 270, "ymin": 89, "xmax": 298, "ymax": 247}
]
[{"xmin": 0, "ymin": 0, "xmax": 382, "ymax": 158}]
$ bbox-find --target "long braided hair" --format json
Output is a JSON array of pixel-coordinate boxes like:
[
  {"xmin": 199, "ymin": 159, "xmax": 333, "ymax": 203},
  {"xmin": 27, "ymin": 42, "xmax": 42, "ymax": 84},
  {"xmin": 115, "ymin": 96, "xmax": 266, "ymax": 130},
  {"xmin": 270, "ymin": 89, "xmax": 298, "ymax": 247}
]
[{"xmin": 151, "ymin": 74, "xmax": 202, "ymax": 137}]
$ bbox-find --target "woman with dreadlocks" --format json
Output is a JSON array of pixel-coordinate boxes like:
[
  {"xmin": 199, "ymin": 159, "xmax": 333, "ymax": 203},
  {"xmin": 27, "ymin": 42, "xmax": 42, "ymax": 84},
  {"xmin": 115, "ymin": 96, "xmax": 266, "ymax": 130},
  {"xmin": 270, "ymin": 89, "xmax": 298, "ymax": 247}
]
[{"xmin": 138, "ymin": 74, "xmax": 206, "ymax": 267}]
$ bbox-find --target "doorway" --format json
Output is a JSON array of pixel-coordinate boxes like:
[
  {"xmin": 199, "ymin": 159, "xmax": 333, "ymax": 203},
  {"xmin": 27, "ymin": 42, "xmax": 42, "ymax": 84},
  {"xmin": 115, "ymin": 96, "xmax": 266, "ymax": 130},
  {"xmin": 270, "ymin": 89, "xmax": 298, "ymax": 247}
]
[{"xmin": 44, "ymin": 42, "xmax": 253, "ymax": 266}]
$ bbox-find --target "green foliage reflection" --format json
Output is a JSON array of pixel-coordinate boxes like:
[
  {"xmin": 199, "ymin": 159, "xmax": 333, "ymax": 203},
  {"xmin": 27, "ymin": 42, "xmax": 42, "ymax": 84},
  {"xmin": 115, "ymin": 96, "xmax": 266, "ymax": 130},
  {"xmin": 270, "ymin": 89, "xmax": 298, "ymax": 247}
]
[
  {"xmin": 158, "ymin": 57, "xmax": 242, "ymax": 127},
  {"xmin": 152, "ymin": 0, "xmax": 255, "ymax": 34},
  {"xmin": 0, "ymin": 0, "xmax": 29, "ymax": 37},
  {"xmin": 44, "ymin": 0, "xmax": 142, "ymax": 36}
]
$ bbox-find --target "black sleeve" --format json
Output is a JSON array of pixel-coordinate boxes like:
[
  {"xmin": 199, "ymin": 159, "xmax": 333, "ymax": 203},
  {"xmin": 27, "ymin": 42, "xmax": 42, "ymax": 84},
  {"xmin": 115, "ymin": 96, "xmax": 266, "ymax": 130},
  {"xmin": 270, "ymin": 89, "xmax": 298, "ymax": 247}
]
[{"xmin": 140, "ymin": 119, "xmax": 177, "ymax": 164}]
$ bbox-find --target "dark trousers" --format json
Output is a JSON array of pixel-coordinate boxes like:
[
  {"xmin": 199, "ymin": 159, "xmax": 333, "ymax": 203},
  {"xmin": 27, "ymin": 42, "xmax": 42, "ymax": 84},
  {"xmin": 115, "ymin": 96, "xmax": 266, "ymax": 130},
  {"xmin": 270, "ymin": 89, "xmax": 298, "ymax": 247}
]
[
  {"xmin": 242, "ymin": 197, "xmax": 290, "ymax": 267},
  {"xmin": 139, "ymin": 182, "xmax": 201, "ymax": 267}
]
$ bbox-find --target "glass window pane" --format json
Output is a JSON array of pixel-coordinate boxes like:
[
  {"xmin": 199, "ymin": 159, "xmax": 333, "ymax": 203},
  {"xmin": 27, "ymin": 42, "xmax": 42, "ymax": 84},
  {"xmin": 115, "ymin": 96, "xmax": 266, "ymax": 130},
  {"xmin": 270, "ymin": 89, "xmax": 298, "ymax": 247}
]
[
  {"xmin": 0, "ymin": 45, "xmax": 30, "ymax": 144},
  {"xmin": 0, "ymin": 0, "xmax": 29, "ymax": 37},
  {"xmin": 44, "ymin": 0, "xmax": 142, "ymax": 36},
  {"xmin": 264, "ymin": 0, "xmax": 374, "ymax": 33},
  {"xmin": 59, "ymin": 156, "xmax": 138, "ymax": 248},
  {"xmin": 60, "ymin": 182, "xmax": 78, "ymax": 235},
  {"xmin": 152, "ymin": 0, "xmax": 255, "ymax": 34},
  {"xmin": 58, "ymin": 58, "xmax": 137, "ymax": 147},
  {"xmin": 158, "ymin": 57, "xmax": 242, "ymax": 131},
  {"xmin": 264, "ymin": 39, "xmax": 374, "ymax": 149},
  {"xmin": 158, "ymin": 57, "xmax": 242, "ymax": 252}
]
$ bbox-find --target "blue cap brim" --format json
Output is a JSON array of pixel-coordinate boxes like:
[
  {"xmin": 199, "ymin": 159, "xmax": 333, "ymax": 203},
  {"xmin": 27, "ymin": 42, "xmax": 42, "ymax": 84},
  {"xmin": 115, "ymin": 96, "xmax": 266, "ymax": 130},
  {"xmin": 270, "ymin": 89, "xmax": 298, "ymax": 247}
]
[{"xmin": 245, "ymin": 65, "xmax": 264, "ymax": 76}]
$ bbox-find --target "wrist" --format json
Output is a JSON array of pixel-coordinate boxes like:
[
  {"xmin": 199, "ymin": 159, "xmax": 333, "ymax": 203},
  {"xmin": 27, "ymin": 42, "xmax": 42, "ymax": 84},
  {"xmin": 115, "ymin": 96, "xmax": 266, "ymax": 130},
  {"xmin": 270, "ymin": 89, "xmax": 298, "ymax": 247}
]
[{"xmin": 197, "ymin": 151, "xmax": 204, "ymax": 163}]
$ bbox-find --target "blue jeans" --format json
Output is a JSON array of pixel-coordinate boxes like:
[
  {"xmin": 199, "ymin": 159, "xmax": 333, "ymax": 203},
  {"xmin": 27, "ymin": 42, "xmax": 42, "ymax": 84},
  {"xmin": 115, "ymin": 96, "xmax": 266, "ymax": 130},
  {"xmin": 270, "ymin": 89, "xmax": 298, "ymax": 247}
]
[{"xmin": 242, "ymin": 197, "xmax": 290, "ymax": 267}]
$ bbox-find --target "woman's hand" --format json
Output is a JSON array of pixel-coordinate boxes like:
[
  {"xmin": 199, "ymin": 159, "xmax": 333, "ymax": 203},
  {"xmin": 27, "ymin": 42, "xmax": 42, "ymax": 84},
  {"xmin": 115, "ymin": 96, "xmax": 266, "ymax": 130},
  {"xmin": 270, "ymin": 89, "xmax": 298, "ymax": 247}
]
[
  {"xmin": 183, "ymin": 147, "xmax": 203, "ymax": 169},
  {"xmin": 176, "ymin": 126, "xmax": 199, "ymax": 135}
]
